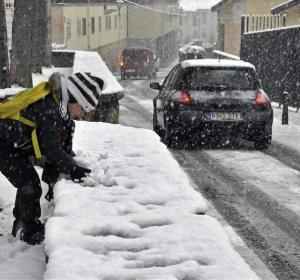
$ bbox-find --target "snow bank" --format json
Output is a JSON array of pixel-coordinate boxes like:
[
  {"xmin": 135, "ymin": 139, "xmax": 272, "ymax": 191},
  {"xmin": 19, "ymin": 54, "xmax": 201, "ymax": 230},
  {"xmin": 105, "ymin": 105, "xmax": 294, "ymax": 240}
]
[
  {"xmin": 180, "ymin": 0, "xmax": 222, "ymax": 11},
  {"xmin": 73, "ymin": 51, "xmax": 123, "ymax": 95},
  {"xmin": 0, "ymin": 50, "xmax": 124, "ymax": 99},
  {"xmin": 44, "ymin": 122, "xmax": 259, "ymax": 280}
]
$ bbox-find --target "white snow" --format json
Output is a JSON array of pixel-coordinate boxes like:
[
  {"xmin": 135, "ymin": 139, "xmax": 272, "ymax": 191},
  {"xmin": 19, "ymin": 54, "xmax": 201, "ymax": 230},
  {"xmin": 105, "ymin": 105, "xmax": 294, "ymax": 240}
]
[
  {"xmin": 245, "ymin": 24, "xmax": 300, "ymax": 34},
  {"xmin": 43, "ymin": 121, "xmax": 259, "ymax": 280},
  {"xmin": 0, "ymin": 55, "xmax": 299, "ymax": 279},
  {"xmin": 181, "ymin": 59, "xmax": 255, "ymax": 69},
  {"xmin": 180, "ymin": 0, "xmax": 222, "ymax": 11},
  {"xmin": 213, "ymin": 50, "xmax": 241, "ymax": 61},
  {"xmin": 179, "ymin": 45, "xmax": 205, "ymax": 54},
  {"xmin": 73, "ymin": 51, "xmax": 124, "ymax": 95}
]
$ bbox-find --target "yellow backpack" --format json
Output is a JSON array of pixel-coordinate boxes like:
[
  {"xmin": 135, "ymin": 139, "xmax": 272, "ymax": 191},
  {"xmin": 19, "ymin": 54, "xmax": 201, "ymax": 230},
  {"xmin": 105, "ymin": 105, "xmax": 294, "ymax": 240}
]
[{"xmin": 0, "ymin": 81, "xmax": 59, "ymax": 159}]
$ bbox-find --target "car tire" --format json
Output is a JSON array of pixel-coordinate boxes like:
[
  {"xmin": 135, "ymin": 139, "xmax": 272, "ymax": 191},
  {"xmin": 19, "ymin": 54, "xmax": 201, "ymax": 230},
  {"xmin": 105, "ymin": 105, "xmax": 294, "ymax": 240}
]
[
  {"xmin": 121, "ymin": 71, "xmax": 126, "ymax": 80},
  {"xmin": 153, "ymin": 110, "xmax": 164, "ymax": 137},
  {"xmin": 254, "ymin": 134, "xmax": 271, "ymax": 150},
  {"xmin": 163, "ymin": 119, "xmax": 179, "ymax": 148}
]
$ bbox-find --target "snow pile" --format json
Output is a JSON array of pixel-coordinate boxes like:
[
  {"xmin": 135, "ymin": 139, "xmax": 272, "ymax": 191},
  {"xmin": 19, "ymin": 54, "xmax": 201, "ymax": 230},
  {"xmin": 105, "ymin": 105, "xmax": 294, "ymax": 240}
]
[
  {"xmin": 0, "ymin": 50, "xmax": 124, "ymax": 98},
  {"xmin": 73, "ymin": 51, "xmax": 123, "ymax": 95},
  {"xmin": 180, "ymin": 0, "xmax": 222, "ymax": 11},
  {"xmin": 44, "ymin": 122, "xmax": 259, "ymax": 280}
]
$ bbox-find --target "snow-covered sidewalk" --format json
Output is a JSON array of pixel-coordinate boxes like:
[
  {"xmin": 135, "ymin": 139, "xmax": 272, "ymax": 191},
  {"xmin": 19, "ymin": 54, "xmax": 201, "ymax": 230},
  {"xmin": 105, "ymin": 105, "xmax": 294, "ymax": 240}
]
[
  {"xmin": 43, "ymin": 121, "xmax": 260, "ymax": 280},
  {"xmin": 272, "ymin": 102, "xmax": 300, "ymax": 153}
]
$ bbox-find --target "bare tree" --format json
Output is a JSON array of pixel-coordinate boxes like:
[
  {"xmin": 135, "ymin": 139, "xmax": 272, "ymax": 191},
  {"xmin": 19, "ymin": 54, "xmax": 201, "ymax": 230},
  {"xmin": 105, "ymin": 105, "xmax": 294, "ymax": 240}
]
[
  {"xmin": 10, "ymin": 0, "xmax": 34, "ymax": 87},
  {"xmin": 10, "ymin": 0, "xmax": 52, "ymax": 87},
  {"xmin": 0, "ymin": 0, "xmax": 9, "ymax": 88},
  {"xmin": 32, "ymin": 0, "xmax": 52, "ymax": 73}
]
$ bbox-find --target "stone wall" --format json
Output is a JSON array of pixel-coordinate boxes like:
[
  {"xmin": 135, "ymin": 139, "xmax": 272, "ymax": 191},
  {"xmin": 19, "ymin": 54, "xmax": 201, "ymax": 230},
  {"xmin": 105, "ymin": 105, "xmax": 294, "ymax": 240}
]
[{"xmin": 240, "ymin": 26, "xmax": 300, "ymax": 106}]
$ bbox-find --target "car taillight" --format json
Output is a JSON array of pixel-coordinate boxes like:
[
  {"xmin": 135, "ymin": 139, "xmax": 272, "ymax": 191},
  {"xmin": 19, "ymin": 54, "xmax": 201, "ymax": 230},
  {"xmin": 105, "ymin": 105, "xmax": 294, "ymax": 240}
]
[
  {"xmin": 172, "ymin": 91, "xmax": 191, "ymax": 105},
  {"xmin": 119, "ymin": 57, "xmax": 125, "ymax": 67},
  {"xmin": 256, "ymin": 89, "xmax": 270, "ymax": 106}
]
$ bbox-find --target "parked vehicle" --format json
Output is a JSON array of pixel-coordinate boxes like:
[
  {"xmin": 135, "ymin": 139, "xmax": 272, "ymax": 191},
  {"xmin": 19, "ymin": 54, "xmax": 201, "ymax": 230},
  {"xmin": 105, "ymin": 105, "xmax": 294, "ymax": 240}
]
[
  {"xmin": 150, "ymin": 59, "xmax": 273, "ymax": 149},
  {"xmin": 120, "ymin": 48, "xmax": 157, "ymax": 80}
]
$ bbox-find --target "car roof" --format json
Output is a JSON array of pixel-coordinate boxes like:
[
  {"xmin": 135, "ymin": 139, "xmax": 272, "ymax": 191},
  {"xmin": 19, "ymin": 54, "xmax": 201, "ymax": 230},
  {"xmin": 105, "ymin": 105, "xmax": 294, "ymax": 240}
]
[
  {"xmin": 181, "ymin": 59, "xmax": 255, "ymax": 69},
  {"xmin": 180, "ymin": 45, "xmax": 205, "ymax": 54},
  {"xmin": 122, "ymin": 48, "xmax": 153, "ymax": 53}
]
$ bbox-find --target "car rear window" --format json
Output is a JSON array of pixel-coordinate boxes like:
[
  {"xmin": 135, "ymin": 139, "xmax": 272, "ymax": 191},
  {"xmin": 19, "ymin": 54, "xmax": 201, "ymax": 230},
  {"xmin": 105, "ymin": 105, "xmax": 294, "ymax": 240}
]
[
  {"xmin": 123, "ymin": 49, "xmax": 153, "ymax": 61},
  {"xmin": 179, "ymin": 67, "xmax": 258, "ymax": 91}
]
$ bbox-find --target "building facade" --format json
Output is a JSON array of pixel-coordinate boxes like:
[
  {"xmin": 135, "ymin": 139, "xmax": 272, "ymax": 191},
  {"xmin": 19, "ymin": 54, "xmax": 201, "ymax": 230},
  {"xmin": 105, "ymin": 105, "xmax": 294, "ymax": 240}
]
[
  {"xmin": 179, "ymin": 7, "xmax": 217, "ymax": 48},
  {"xmin": 181, "ymin": 9, "xmax": 217, "ymax": 48},
  {"xmin": 212, "ymin": 0, "xmax": 284, "ymax": 56},
  {"xmin": 272, "ymin": 0, "xmax": 300, "ymax": 26},
  {"xmin": 52, "ymin": 2, "xmax": 127, "ymax": 71},
  {"xmin": 127, "ymin": 1, "xmax": 180, "ymax": 63},
  {"xmin": 52, "ymin": 0, "xmax": 181, "ymax": 70}
]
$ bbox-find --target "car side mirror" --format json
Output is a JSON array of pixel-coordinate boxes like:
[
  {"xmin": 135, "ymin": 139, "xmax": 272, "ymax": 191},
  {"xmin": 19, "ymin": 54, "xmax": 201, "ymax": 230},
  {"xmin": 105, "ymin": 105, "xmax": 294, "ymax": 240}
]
[{"xmin": 150, "ymin": 82, "xmax": 161, "ymax": 90}]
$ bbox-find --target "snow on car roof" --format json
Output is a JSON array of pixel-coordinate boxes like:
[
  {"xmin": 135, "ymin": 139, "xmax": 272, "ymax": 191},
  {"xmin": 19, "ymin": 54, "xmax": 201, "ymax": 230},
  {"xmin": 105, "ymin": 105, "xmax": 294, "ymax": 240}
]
[
  {"xmin": 185, "ymin": 46, "xmax": 205, "ymax": 54},
  {"xmin": 181, "ymin": 59, "xmax": 255, "ymax": 69}
]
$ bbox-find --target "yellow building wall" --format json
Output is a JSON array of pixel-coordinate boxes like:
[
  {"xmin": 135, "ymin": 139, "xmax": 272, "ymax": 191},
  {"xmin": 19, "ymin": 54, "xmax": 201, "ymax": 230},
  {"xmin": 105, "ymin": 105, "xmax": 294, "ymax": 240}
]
[
  {"xmin": 217, "ymin": 0, "xmax": 284, "ymax": 56},
  {"xmin": 218, "ymin": 0, "xmax": 246, "ymax": 57},
  {"xmin": 52, "ymin": 6, "xmax": 64, "ymax": 45},
  {"xmin": 128, "ymin": 3, "xmax": 179, "ymax": 40},
  {"xmin": 285, "ymin": 6, "xmax": 300, "ymax": 26},
  {"xmin": 245, "ymin": 0, "xmax": 283, "ymax": 14},
  {"xmin": 52, "ymin": 4, "xmax": 127, "ymax": 51}
]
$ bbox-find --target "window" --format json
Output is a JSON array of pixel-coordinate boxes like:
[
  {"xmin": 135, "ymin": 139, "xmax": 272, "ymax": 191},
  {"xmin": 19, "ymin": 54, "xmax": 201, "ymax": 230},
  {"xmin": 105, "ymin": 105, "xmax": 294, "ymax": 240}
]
[
  {"xmin": 162, "ymin": 65, "xmax": 179, "ymax": 89},
  {"xmin": 66, "ymin": 19, "xmax": 71, "ymax": 39},
  {"xmin": 105, "ymin": 15, "xmax": 111, "ymax": 31},
  {"xmin": 119, "ymin": 14, "xmax": 122, "ymax": 29},
  {"xmin": 77, "ymin": 19, "xmax": 82, "ymax": 36},
  {"xmin": 168, "ymin": 66, "xmax": 182, "ymax": 89},
  {"xmin": 114, "ymin": 15, "xmax": 118, "ymax": 29},
  {"xmin": 202, "ymin": 13, "xmax": 207, "ymax": 25},
  {"xmin": 181, "ymin": 67, "xmax": 258, "ymax": 90},
  {"xmin": 98, "ymin": 16, "xmax": 102, "ymax": 32},
  {"xmin": 91, "ymin": 17, "xmax": 95, "ymax": 34},
  {"xmin": 192, "ymin": 16, "xmax": 197, "ymax": 26},
  {"xmin": 82, "ymin": 18, "xmax": 87, "ymax": 36}
]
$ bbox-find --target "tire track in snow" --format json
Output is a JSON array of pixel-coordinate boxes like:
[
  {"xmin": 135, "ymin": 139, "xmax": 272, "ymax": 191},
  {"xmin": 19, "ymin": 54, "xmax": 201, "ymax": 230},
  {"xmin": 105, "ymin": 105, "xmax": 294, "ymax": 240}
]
[{"xmin": 172, "ymin": 149, "xmax": 300, "ymax": 280}]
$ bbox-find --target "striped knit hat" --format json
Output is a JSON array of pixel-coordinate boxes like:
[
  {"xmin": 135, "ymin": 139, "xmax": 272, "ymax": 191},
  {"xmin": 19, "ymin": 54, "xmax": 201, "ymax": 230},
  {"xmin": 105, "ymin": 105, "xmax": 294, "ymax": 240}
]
[{"xmin": 66, "ymin": 72, "xmax": 104, "ymax": 112}]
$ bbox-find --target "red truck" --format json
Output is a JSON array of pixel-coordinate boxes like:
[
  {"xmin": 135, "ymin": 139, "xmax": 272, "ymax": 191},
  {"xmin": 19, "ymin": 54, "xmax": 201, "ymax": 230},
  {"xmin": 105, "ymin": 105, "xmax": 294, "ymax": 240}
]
[{"xmin": 119, "ymin": 48, "xmax": 158, "ymax": 80}]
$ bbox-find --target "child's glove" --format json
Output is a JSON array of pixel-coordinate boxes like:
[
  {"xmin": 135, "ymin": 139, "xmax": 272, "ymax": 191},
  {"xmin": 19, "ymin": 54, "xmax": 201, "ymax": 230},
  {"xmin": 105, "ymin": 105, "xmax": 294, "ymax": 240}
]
[{"xmin": 70, "ymin": 165, "xmax": 91, "ymax": 183}]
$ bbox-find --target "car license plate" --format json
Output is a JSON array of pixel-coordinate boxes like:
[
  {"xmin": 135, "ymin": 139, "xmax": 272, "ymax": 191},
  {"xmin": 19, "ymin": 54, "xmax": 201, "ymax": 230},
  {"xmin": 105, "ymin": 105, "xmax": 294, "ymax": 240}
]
[
  {"xmin": 125, "ymin": 69, "xmax": 135, "ymax": 73},
  {"xmin": 207, "ymin": 112, "xmax": 242, "ymax": 121}
]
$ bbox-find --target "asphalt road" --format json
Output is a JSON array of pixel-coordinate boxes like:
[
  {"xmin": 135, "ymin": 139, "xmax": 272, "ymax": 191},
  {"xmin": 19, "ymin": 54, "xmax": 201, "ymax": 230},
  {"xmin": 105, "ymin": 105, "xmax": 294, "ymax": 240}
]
[{"xmin": 118, "ymin": 70, "xmax": 300, "ymax": 280}]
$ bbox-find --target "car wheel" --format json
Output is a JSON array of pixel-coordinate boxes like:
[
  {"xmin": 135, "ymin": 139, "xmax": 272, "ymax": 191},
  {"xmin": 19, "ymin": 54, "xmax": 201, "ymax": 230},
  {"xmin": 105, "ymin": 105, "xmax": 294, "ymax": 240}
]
[
  {"xmin": 121, "ymin": 71, "xmax": 126, "ymax": 80},
  {"xmin": 254, "ymin": 134, "xmax": 271, "ymax": 150},
  {"xmin": 163, "ymin": 119, "xmax": 179, "ymax": 148},
  {"xmin": 153, "ymin": 110, "xmax": 164, "ymax": 137}
]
